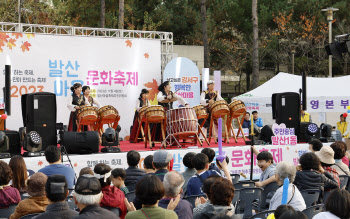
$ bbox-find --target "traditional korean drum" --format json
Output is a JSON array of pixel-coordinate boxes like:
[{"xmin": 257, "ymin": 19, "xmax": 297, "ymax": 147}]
[
  {"xmin": 209, "ymin": 100, "xmax": 230, "ymax": 117},
  {"xmin": 229, "ymin": 100, "xmax": 246, "ymax": 117},
  {"xmin": 193, "ymin": 105, "xmax": 208, "ymax": 120},
  {"xmin": 166, "ymin": 108, "xmax": 197, "ymax": 137},
  {"xmin": 139, "ymin": 106, "xmax": 148, "ymax": 122},
  {"xmin": 144, "ymin": 105, "xmax": 165, "ymax": 123},
  {"xmin": 77, "ymin": 106, "xmax": 98, "ymax": 125},
  {"xmin": 97, "ymin": 105, "xmax": 119, "ymax": 124}
]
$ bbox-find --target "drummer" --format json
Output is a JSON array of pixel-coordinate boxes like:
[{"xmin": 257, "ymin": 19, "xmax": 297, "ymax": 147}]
[
  {"xmin": 82, "ymin": 85, "xmax": 101, "ymax": 108},
  {"xmin": 67, "ymin": 83, "xmax": 86, "ymax": 131},
  {"xmin": 130, "ymin": 89, "xmax": 151, "ymax": 143},
  {"xmin": 199, "ymin": 80, "xmax": 224, "ymax": 137},
  {"xmin": 157, "ymin": 81, "xmax": 189, "ymax": 110}
]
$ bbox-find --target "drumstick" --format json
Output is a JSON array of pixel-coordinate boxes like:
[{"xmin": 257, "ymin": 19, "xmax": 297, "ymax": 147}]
[{"xmin": 240, "ymin": 172, "xmax": 247, "ymax": 179}]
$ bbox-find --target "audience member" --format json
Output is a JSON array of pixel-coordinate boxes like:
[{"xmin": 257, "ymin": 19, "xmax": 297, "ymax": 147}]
[
  {"xmin": 294, "ymin": 152, "xmax": 339, "ymax": 194},
  {"xmin": 201, "ymin": 148, "xmax": 221, "ymax": 173},
  {"xmin": 9, "ymin": 155, "xmax": 28, "ymax": 193},
  {"xmin": 269, "ymin": 162, "xmax": 306, "ymax": 211},
  {"xmin": 279, "ymin": 210, "xmax": 307, "ymax": 219},
  {"xmin": 125, "ymin": 150, "xmax": 145, "ymax": 187},
  {"xmin": 308, "ymin": 139, "xmax": 323, "ymax": 152},
  {"xmin": 181, "ymin": 152, "xmax": 196, "ymax": 196},
  {"xmin": 330, "ymin": 141, "xmax": 350, "ymax": 176},
  {"xmin": 193, "ymin": 175, "xmax": 222, "ymax": 215},
  {"xmin": 124, "ymin": 174, "xmax": 178, "ymax": 219},
  {"xmin": 38, "ymin": 145, "xmax": 75, "ymax": 189},
  {"xmin": 0, "ymin": 161, "xmax": 21, "ymax": 208},
  {"xmin": 193, "ymin": 178, "xmax": 235, "ymax": 219},
  {"xmin": 315, "ymin": 145, "xmax": 340, "ymax": 185},
  {"xmin": 143, "ymin": 155, "xmax": 155, "ymax": 174},
  {"xmin": 79, "ymin": 167, "xmax": 94, "ymax": 177},
  {"xmin": 211, "ymin": 213, "xmax": 241, "ymax": 219},
  {"xmin": 252, "ymin": 147, "xmax": 276, "ymax": 187},
  {"xmin": 313, "ymin": 188, "xmax": 350, "ymax": 219},
  {"xmin": 94, "ymin": 163, "xmax": 127, "ymax": 218},
  {"xmin": 252, "ymin": 111, "xmax": 263, "ymax": 127},
  {"xmin": 73, "ymin": 174, "xmax": 118, "ymax": 219},
  {"xmin": 242, "ymin": 112, "xmax": 251, "ymax": 129},
  {"xmin": 267, "ymin": 204, "xmax": 295, "ymax": 219},
  {"xmin": 216, "ymin": 156, "xmax": 230, "ymax": 176},
  {"xmin": 159, "ymin": 171, "xmax": 193, "ymax": 219},
  {"xmin": 32, "ymin": 174, "xmax": 78, "ymax": 219},
  {"xmin": 10, "ymin": 172, "xmax": 49, "ymax": 219},
  {"xmin": 111, "ymin": 168, "xmax": 129, "ymax": 195}
]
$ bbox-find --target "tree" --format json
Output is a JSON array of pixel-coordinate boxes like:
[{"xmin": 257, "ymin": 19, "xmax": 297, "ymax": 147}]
[
  {"xmin": 101, "ymin": 0, "xmax": 105, "ymax": 28},
  {"xmin": 200, "ymin": 0, "xmax": 209, "ymax": 68},
  {"xmin": 118, "ymin": 0, "xmax": 124, "ymax": 29},
  {"xmin": 251, "ymin": 0, "xmax": 259, "ymax": 89}
]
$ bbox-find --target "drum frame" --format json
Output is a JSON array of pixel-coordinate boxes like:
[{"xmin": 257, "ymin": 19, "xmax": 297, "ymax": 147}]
[
  {"xmin": 208, "ymin": 100, "xmax": 230, "ymax": 144},
  {"xmin": 94, "ymin": 105, "xmax": 120, "ymax": 138},
  {"xmin": 227, "ymin": 100, "xmax": 247, "ymax": 142},
  {"xmin": 76, "ymin": 106, "xmax": 98, "ymax": 132}
]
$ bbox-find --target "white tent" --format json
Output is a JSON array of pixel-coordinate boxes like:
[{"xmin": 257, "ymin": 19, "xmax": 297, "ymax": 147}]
[{"xmin": 235, "ymin": 72, "xmax": 350, "ymax": 126}]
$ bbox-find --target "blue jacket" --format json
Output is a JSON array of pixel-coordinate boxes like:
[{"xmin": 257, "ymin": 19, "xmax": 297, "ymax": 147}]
[
  {"xmin": 253, "ymin": 118, "xmax": 263, "ymax": 127},
  {"xmin": 186, "ymin": 170, "xmax": 219, "ymax": 196},
  {"xmin": 242, "ymin": 120, "xmax": 250, "ymax": 128}
]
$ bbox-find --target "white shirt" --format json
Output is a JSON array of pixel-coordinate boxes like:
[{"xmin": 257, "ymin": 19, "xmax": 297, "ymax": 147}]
[
  {"xmin": 67, "ymin": 95, "xmax": 80, "ymax": 112},
  {"xmin": 157, "ymin": 91, "xmax": 188, "ymax": 106},
  {"xmin": 136, "ymin": 99, "xmax": 151, "ymax": 112},
  {"xmin": 313, "ymin": 212, "xmax": 340, "ymax": 219},
  {"xmin": 84, "ymin": 96, "xmax": 101, "ymax": 108},
  {"xmin": 200, "ymin": 90, "xmax": 224, "ymax": 106},
  {"xmin": 269, "ymin": 184, "xmax": 306, "ymax": 211}
]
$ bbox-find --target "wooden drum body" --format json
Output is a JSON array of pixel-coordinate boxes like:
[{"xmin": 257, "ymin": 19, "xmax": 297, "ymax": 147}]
[
  {"xmin": 209, "ymin": 100, "xmax": 230, "ymax": 117},
  {"xmin": 193, "ymin": 105, "xmax": 208, "ymax": 120},
  {"xmin": 229, "ymin": 100, "xmax": 246, "ymax": 117},
  {"xmin": 77, "ymin": 106, "xmax": 98, "ymax": 125},
  {"xmin": 98, "ymin": 105, "xmax": 119, "ymax": 124},
  {"xmin": 145, "ymin": 105, "xmax": 165, "ymax": 122},
  {"xmin": 166, "ymin": 108, "xmax": 198, "ymax": 137},
  {"xmin": 139, "ymin": 106, "xmax": 148, "ymax": 122}
]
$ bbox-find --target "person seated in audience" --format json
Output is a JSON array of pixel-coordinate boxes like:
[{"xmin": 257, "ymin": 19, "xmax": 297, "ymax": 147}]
[
  {"xmin": 143, "ymin": 155, "xmax": 155, "ymax": 174},
  {"xmin": 193, "ymin": 177, "xmax": 236, "ymax": 219},
  {"xmin": 211, "ymin": 213, "xmax": 241, "ymax": 219},
  {"xmin": 251, "ymin": 147, "xmax": 276, "ymax": 187},
  {"xmin": 94, "ymin": 163, "xmax": 127, "ymax": 219},
  {"xmin": 79, "ymin": 167, "xmax": 94, "ymax": 177},
  {"xmin": 201, "ymin": 148, "xmax": 221, "ymax": 173},
  {"xmin": 216, "ymin": 156, "xmax": 230, "ymax": 176},
  {"xmin": 266, "ymin": 204, "xmax": 295, "ymax": 219},
  {"xmin": 269, "ymin": 161, "xmax": 306, "ymax": 211},
  {"xmin": 9, "ymin": 155, "xmax": 28, "ymax": 193},
  {"xmin": 313, "ymin": 188, "xmax": 350, "ymax": 219},
  {"xmin": 308, "ymin": 139, "xmax": 323, "ymax": 152},
  {"xmin": 125, "ymin": 150, "xmax": 145, "ymax": 188},
  {"xmin": 252, "ymin": 111, "xmax": 263, "ymax": 128},
  {"xmin": 242, "ymin": 112, "xmax": 251, "ymax": 129},
  {"xmin": 330, "ymin": 141, "xmax": 350, "ymax": 176},
  {"xmin": 181, "ymin": 152, "xmax": 196, "ymax": 196},
  {"xmin": 193, "ymin": 175, "xmax": 224, "ymax": 215},
  {"xmin": 111, "ymin": 168, "xmax": 129, "ymax": 195},
  {"xmin": 10, "ymin": 172, "xmax": 49, "ymax": 219},
  {"xmin": 38, "ymin": 145, "xmax": 75, "ymax": 189},
  {"xmin": 73, "ymin": 174, "xmax": 118, "ymax": 219},
  {"xmin": 0, "ymin": 161, "xmax": 21, "ymax": 208},
  {"xmin": 159, "ymin": 171, "xmax": 193, "ymax": 219},
  {"xmin": 187, "ymin": 153, "xmax": 231, "ymax": 196},
  {"xmin": 315, "ymin": 145, "xmax": 340, "ymax": 185},
  {"xmin": 124, "ymin": 174, "xmax": 179, "ymax": 219},
  {"xmin": 32, "ymin": 174, "xmax": 78, "ymax": 219},
  {"xmin": 294, "ymin": 152, "xmax": 339, "ymax": 195},
  {"xmin": 279, "ymin": 210, "xmax": 307, "ymax": 219}
]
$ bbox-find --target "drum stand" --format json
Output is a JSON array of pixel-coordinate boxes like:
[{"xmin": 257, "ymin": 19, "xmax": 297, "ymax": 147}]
[
  {"xmin": 134, "ymin": 117, "xmax": 146, "ymax": 143},
  {"xmin": 144, "ymin": 119, "xmax": 166, "ymax": 149},
  {"xmin": 197, "ymin": 116, "xmax": 210, "ymax": 146},
  {"xmin": 208, "ymin": 115, "xmax": 229, "ymax": 144},
  {"xmin": 227, "ymin": 113, "xmax": 246, "ymax": 142}
]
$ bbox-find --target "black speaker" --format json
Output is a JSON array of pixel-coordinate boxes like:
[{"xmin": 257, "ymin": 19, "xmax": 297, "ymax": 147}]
[
  {"xmin": 62, "ymin": 131, "xmax": 99, "ymax": 154},
  {"xmin": 5, "ymin": 65, "xmax": 11, "ymax": 116},
  {"xmin": 260, "ymin": 125, "xmax": 274, "ymax": 144},
  {"xmin": 24, "ymin": 92, "xmax": 57, "ymax": 150},
  {"xmin": 272, "ymin": 92, "xmax": 301, "ymax": 136},
  {"xmin": 3, "ymin": 130, "xmax": 21, "ymax": 155}
]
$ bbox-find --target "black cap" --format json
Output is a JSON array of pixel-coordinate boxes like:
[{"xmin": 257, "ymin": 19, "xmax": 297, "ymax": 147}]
[
  {"xmin": 75, "ymin": 174, "xmax": 101, "ymax": 195},
  {"xmin": 46, "ymin": 174, "xmax": 68, "ymax": 195}
]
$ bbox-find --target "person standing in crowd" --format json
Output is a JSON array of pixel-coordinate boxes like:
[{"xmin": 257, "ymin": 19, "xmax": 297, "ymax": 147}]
[
  {"xmin": 252, "ymin": 111, "xmax": 263, "ymax": 128},
  {"xmin": 130, "ymin": 89, "xmax": 151, "ymax": 143},
  {"xmin": 300, "ymin": 105, "xmax": 311, "ymax": 122},
  {"xmin": 9, "ymin": 155, "xmax": 28, "ymax": 193},
  {"xmin": 82, "ymin": 85, "xmax": 101, "ymax": 108},
  {"xmin": 32, "ymin": 174, "xmax": 78, "ymax": 219},
  {"xmin": 181, "ymin": 152, "xmax": 196, "ymax": 196},
  {"xmin": 337, "ymin": 114, "xmax": 349, "ymax": 138},
  {"xmin": 0, "ymin": 161, "xmax": 21, "ymax": 208},
  {"xmin": 308, "ymin": 139, "xmax": 323, "ymax": 152},
  {"xmin": 38, "ymin": 146, "xmax": 75, "ymax": 190},
  {"xmin": 242, "ymin": 112, "xmax": 251, "ymax": 129},
  {"xmin": 315, "ymin": 145, "xmax": 340, "ymax": 186},
  {"xmin": 73, "ymin": 174, "xmax": 118, "ymax": 219},
  {"xmin": 124, "ymin": 150, "xmax": 145, "ymax": 190},
  {"xmin": 67, "ymin": 83, "xmax": 85, "ymax": 131}
]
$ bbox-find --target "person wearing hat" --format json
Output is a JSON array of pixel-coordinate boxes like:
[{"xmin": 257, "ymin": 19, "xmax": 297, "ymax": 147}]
[
  {"xmin": 337, "ymin": 114, "xmax": 349, "ymax": 138},
  {"xmin": 73, "ymin": 174, "xmax": 118, "ymax": 219},
  {"xmin": 130, "ymin": 89, "xmax": 151, "ymax": 143},
  {"xmin": 157, "ymin": 81, "xmax": 189, "ymax": 111},
  {"xmin": 315, "ymin": 145, "xmax": 340, "ymax": 186},
  {"xmin": 10, "ymin": 172, "xmax": 49, "ymax": 219},
  {"xmin": 32, "ymin": 174, "xmax": 78, "ymax": 219}
]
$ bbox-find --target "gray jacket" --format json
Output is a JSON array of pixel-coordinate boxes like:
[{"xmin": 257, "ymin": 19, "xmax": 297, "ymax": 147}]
[
  {"xmin": 193, "ymin": 203, "xmax": 236, "ymax": 219},
  {"xmin": 32, "ymin": 202, "xmax": 78, "ymax": 219}
]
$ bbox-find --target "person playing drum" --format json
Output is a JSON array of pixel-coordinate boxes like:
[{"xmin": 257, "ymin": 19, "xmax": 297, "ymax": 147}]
[
  {"xmin": 82, "ymin": 85, "xmax": 101, "ymax": 108},
  {"xmin": 130, "ymin": 89, "xmax": 151, "ymax": 142},
  {"xmin": 67, "ymin": 83, "xmax": 86, "ymax": 131},
  {"xmin": 157, "ymin": 81, "xmax": 189, "ymax": 110},
  {"xmin": 199, "ymin": 80, "xmax": 224, "ymax": 137}
]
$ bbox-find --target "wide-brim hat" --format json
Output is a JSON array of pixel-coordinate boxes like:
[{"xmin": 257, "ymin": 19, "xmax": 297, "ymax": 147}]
[{"xmin": 315, "ymin": 145, "xmax": 335, "ymax": 165}]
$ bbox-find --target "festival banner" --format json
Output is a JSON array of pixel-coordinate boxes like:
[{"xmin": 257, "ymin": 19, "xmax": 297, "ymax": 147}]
[
  {"xmin": 163, "ymin": 57, "xmax": 200, "ymax": 108},
  {"xmin": 0, "ymin": 32, "xmax": 161, "ymax": 138}
]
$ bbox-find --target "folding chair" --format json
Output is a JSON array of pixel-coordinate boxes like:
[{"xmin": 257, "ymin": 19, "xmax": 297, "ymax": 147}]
[
  {"xmin": 259, "ymin": 182, "xmax": 279, "ymax": 211},
  {"xmin": 302, "ymin": 204, "xmax": 324, "ymax": 219},
  {"xmin": 249, "ymin": 210, "xmax": 275, "ymax": 219},
  {"xmin": 237, "ymin": 187, "xmax": 263, "ymax": 219},
  {"xmin": 184, "ymin": 194, "xmax": 207, "ymax": 207},
  {"xmin": 300, "ymin": 189, "xmax": 321, "ymax": 207}
]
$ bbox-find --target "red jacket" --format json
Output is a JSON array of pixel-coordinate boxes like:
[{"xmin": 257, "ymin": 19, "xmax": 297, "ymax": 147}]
[
  {"xmin": 100, "ymin": 185, "xmax": 127, "ymax": 219},
  {"xmin": 0, "ymin": 186, "xmax": 20, "ymax": 208}
]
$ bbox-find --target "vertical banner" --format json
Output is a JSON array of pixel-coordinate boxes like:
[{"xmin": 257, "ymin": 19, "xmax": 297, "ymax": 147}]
[
  {"xmin": 202, "ymin": 68, "xmax": 209, "ymax": 91},
  {"xmin": 214, "ymin": 70, "xmax": 221, "ymax": 96},
  {"xmin": 163, "ymin": 57, "xmax": 200, "ymax": 108}
]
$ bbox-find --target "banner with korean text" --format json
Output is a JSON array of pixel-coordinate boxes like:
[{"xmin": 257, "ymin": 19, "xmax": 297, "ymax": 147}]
[{"xmin": 0, "ymin": 32, "xmax": 161, "ymax": 137}]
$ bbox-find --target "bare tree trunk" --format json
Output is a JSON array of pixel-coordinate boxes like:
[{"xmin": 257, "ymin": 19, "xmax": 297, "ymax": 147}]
[
  {"xmin": 100, "ymin": 0, "xmax": 105, "ymax": 28},
  {"xmin": 251, "ymin": 0, "xmax": 259, "ymax": 89},
  {"xmin": 118, "ymin": 0, "xmax": 124, "ymax": 29},
  {"xmin": 201, "ymin": 0, "xmax": 209, "ymax": 68}
]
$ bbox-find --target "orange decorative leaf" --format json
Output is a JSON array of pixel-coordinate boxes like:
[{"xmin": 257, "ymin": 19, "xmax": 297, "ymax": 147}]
[
  {"xmin": 21, "ymin": 41, "xmax": 31, "ymax": 52},
  {"xmin": 74, "ymin": 163, "xmax": 78, "ymax": 167},
  {"xmin": 144, "ymin": 53, "xmax": 149, "ymax": 59},
  {"xmin": 286, "ymin": 147, "xmax": 289, "ymax": 150},
  {"xmin": 125, "ymin": 39, "xmax": 132, "ymax": 48},
  {"xmin": 38, "ymin": 161, "xmax": 43, "ymax": 166},
  {"xmin": 0, "ymin": 33, "xmax": 9, "ymax": 42},
  {"xmin": 25, "ymin": 33, "xmax": 34, "ymax": 39},
  {"xmin": 7, "ymin": 38, "xmax": 16, "ymax": 50},
  {"xmin": 12, "ymin": 33, "xmax": 22, "ymax": 39},
  {"xmin": 144, "ymin": 79, "xmax": 159, "ymax": 100}
]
